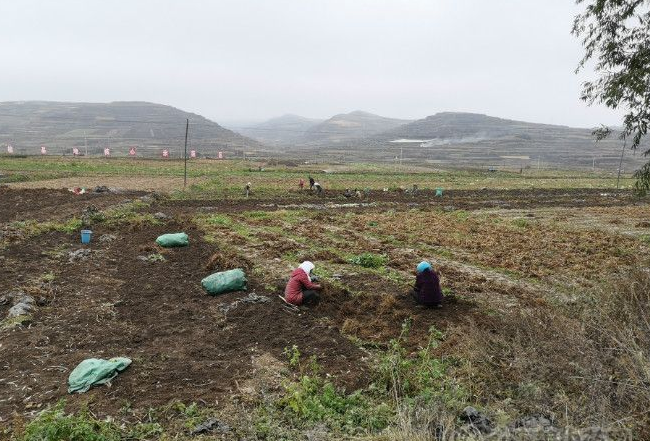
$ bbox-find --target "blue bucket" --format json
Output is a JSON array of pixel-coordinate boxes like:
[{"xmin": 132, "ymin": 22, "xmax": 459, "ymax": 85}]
[{"xmin": 81, "ymin": 230, "xmax": 92, "ymax": 244}]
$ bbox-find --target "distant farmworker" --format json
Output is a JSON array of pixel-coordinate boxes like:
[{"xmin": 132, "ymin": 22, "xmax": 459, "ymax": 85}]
[
  {"xmin": 299, "ymin": 178, "xmax": 305, "ymax": 190},
  {"xmin": 343, "ymin": 188, "xmax": 354, "ymax": 198},
  {"xmin": 309, "ymin": 176, "xmax": 315, "ymax": 190},
  {"xmin": 285, "ymin": 261, "xmax": 322, "ymax": 306},
  {"xmin": 245, "ymin": 182, "xmax": 252, "ymax": 198},
  {"xmin": 313, "ymin": 182, "xmax": 323, "ymax": 195},
  {"xmin": 410, "ymin": 261, "xmax": 443, "ymax": 308}
]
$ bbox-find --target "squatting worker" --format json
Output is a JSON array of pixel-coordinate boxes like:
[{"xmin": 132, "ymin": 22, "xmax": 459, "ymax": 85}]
[
  {"xmin": 285, "ymin": 261, "xmax": 322, "ymax": 306},
  {"xmin": 411, "ymin": 261, "xmax": 443, "ymax": 308}
]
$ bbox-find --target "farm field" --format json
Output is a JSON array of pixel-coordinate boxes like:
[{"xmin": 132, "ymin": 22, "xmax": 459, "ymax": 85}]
[
  {"xmin": 1, "ymin": 158, "xmax": 649, "ymax": 440},
  {"xmin": 0, "ymin": 156, "xmax": 639, "ymax": 195}
]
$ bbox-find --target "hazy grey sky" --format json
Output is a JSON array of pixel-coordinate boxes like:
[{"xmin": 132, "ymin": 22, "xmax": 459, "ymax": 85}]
[{"xmin": 0, "ymin": 0, "xmax": 623, "ymax": 127}]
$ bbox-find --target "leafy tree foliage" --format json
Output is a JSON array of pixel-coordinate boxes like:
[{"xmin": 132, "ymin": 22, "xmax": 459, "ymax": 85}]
[{"xmin": 573, "ymin": 0, "xmax": 650, "ymax": 192}]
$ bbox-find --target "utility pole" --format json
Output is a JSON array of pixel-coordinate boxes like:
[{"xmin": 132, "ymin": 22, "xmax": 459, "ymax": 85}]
[
  {"xmin": 183, "ymin": 118, "xmax": 189, "ymax": 188},
  {"xmin": 616, "ymin": 139, "xmax": 626, "ymax": 190}
]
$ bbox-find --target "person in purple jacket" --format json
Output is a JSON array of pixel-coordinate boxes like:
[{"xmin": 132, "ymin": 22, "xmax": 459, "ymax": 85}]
[{"xmin": 411, "ymin": 261, "xmax": 443, "ymax": 308}]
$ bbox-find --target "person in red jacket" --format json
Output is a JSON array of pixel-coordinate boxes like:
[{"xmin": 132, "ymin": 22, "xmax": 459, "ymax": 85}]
[
  {"xmin": 285, "ymin": 261, "xmax": 322, "ymax": 306},
  {"xmin": 411, "ymin": 261, "xmax": 443, "ymax": 308}
]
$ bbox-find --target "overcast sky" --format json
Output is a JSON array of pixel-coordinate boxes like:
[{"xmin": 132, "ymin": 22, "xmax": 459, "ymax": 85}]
[{"xmin": 0, "ymin": 0, "xmax": 624, "ymax": 128}]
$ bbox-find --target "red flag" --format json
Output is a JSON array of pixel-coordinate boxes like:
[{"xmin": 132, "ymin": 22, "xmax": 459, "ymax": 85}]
[
  {"xmin": 72, "ymin": 148, "xmax": 79, "ymax": 156},
  {"xmin": 40, "ymin": 146, "xmax": 47, "ymax": 155},
  {"xmin": 162, "ymin": 149, "xmax": 169, "ymax": 158},
  {"xmin": 129, "ymin": 147, "xmax": 136, "ymax": 156},
  {"xmin": 190, "ymin": 150, "xmax": 196, "ymax": 158},
  {"xmin": 104, "ymin": 148, "xmax": 110, "ymax": 157}
]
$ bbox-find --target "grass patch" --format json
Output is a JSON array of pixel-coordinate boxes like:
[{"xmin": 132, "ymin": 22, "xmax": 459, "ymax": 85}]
[
  {"xmin": 98, "ymin": 202, "xmax": 160, "ymax": 228},
  {"xmin": 10, "ymin": 218, "xmax": 82, "ymax": 236},
  {"xmin": 512, "ymin": 218, "xmax": 530, "ymax": 228},
  {"xmin": 16, "ymin": 401, "xmax": 162, "ymax": 441},
  {"xmin": 450, "ymin": 210, "xmax": 470, "ymax": 221},
  {"xmin": 377, "ymin": 321, "xmax": 468, "ymax": 410}
]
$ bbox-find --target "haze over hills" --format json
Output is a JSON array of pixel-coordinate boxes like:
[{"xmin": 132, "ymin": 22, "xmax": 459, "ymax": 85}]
[
  {"xmin": 0, "ymin": 101, "xmax": 261, "ymax": 157},
  {"xmin": 283, "ymin": 111, "xmax": 648, "ymax": 170},
  {"xmin": 300, "ymin": 110, "xmax": 413, "ymax": 145},
  {"xmin": 234, "ymin": 114, "xmax": 323, "ymax": 146},
  {"xmin": 379, "ymin": 112, "xmax": 585, "ymax": 141},
  {"xmin": 0, "ymin": 102, "xmax": 646, "ymax": 171}
]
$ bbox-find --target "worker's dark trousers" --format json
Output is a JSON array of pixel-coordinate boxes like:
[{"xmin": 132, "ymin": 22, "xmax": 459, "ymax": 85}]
[
  {"xmin": 410, "ymin": 290, "xmax": 440, "ymax": 308},
  {"xmin": 302, "ymin": 290, "xmax": 320, "ymax": 305}
]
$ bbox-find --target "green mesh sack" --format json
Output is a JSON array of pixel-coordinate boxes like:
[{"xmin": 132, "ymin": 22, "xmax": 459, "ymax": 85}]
[
  {"xmin": 155, "ymin": 232, "xmax": 189, "ymax": 247},
  {"xmin": 201, "ymin": 269, "xmax": 247, "ymax": 295},
  {"xmin": 68, "ymin": 357, "xmax": 132, "ymax": 393}
]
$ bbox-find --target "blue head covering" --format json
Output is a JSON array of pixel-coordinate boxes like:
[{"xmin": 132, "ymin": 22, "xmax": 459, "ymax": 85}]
[{"xmin": 416, "ymin": 261, "xmax": 432, "ymax": 273}]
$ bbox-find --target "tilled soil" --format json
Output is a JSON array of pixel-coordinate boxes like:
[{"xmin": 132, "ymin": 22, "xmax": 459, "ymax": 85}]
[
  {"xmin": 0, "ymin": 217, "xmax": 366, "ymax": 420},
  {"xmin": 0, "ymin": 187, "xmax": 647, "ymax": 425},
  {"xmin": 0, "ymin": 187, "xmax": 146, "ymax": 223},
  {"xmin": 159, "ymin": 187, "xmax": 645, "ymax": 213}
]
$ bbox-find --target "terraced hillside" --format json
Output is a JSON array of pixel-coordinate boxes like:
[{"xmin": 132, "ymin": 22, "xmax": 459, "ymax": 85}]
[
  {"xmin": 0, "ymin": 101, "xmax": 261, "ymax": 158},
  {"xmin": 284, "ymin": 112, "xmax": 649, "ymax": 171}
]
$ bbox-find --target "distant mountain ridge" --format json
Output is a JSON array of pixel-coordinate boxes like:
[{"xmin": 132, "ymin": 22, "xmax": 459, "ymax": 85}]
[
  {"xmin": 0, "ymin": 101, "xmax": 260, "ymax": 157},
  {"xmin": 378, "ymin": 112, "xmax": 581, "ymax": 140},
  {"xmin": 301, "ymin": 110, "xmax": 412, "ymax": 144},
  {"xmin": 283, "ymin": 111, "xmax": 648, "ymax": 170},
  {"xmin": 235, "ymin": 114, "xmax": 323, "ymax": 146}
]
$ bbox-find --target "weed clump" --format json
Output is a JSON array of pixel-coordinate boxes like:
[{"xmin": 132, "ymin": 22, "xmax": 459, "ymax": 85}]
[
  {"xmin": 512, "ymin": 218, "xmax": 529, "ymax": 228},
  {"xmin": 348, "ymin": 252, "xmax": 387, "ymax": 268},
  {"xmin": 277, "ymin": 348, "xmax": 392, "ymax": 434},
  {"xmin": 17, "ymin": 401, "xmax": 162, "ymax": 441}
]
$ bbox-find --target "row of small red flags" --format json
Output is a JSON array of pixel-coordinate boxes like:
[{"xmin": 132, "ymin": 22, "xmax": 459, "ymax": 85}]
[{"xmin": 3, "ymin": 145, "xmax": 223, "ymax": 158}]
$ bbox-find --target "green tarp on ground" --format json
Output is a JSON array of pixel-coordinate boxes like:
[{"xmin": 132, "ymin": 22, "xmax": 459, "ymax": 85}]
[
  {"xmin": 155, "ymin": 232, "xmax": 189, "ymax": 247},
  {"xmin": 68, "ymin": 357, "xmax": 132, "ymax": 393},
  {"xmin": 202, "ymin": 269, "xmax": 247, "ymax": 295}
]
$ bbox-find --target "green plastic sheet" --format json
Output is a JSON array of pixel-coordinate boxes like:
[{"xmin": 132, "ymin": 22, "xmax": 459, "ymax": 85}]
[
  {"xmin": 68, "ymin": 357, "xmax": 132, "ymax": 393},
  {"xmin": 202, "ymin": 269, "xmax": 247, "ymax": 295},
  {"xmin": 155, "ymin": 232, "xmax": 189, "ymax": 248}
]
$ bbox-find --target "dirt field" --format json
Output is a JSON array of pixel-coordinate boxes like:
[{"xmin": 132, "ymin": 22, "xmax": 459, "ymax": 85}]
[{"xmin": 1, "ymin": 185, "xmax": 649, "ymax": 439}]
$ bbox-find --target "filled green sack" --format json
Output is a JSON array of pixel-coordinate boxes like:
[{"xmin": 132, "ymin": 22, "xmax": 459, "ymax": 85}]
[
  {"xmin": 68, "ymin": 357, "xmax": 132, "ymax": 394},
  {"xmin": 202, "ymin": 269, "xmax": 247, "ymax": 295},
  {"xmin": 155, "ymin": 232, "xmax": 189, "ymax": 248}
]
